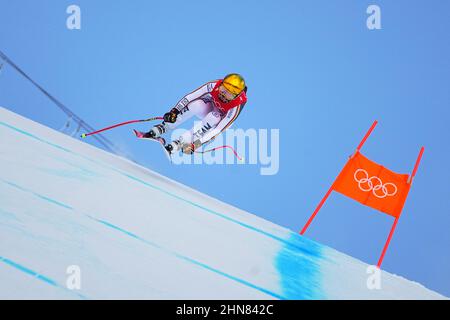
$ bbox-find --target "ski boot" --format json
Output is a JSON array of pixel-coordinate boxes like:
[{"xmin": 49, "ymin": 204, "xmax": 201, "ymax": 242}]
[
  {"xmin": 143, "ymin": 124, "xmax": 166, "ymax": 139},
  {"xmin": 165, "ymin": 140, "xmax": 182, "ymax": 154}
]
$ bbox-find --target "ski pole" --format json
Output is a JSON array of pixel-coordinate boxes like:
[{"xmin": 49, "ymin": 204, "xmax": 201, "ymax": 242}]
[
  {"xmin": 195, "ymin": 145, "xmax": 244, "ymax": 162},
  {"xmin": 80, "ymin": 117, "xmax": 163, "ymax": 138}
]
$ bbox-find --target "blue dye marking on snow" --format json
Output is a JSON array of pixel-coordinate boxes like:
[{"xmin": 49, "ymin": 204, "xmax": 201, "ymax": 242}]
[
  {"xmin": 0, "ymin": 208, "xmax": 20, "ymax": 222},
  {"xmin": 35, "ymin": 274, "xmax": 58, "ymax": 286},
  {"xmin": 1, "ymin": 180, "xmax": 30, "ymax": 193},
  {"xmin": 90, "ymin": 215, "xmax": 285, "ymax": 299},
  {"xmin": 175, "ymin": 255, "xmax": 285, "ymax": 300},
  {"xmin": 34, "ymin": 194, "xmax": 73, "ymax": 210},
  {"xmin": 0, "ymin": 122, "xmax": 73, "ymax": 154},
  {"xmin": 93, "ymin": 218, "xmax": 144, "ymax": 241},
  {"xmin": 38, "ymin": 156, "xmax": 102, "ymax": 181},
  {"xmin": 0, "ymin": 256, "xmax": 38, "ymax": 278},
  {"xmin": 121, "ymin": 173, "xmax": 324, "ymax": 259},
  {"xmin": 0, "ymin": 179, "xmax": 73, "ymax": 210},
  {"xmin": 275, "ymin": 233, "xmax": 325, "ymax": 299},
  {"xmin": 0, "ymin": 256, "xmax": 87, "ymax": 299},
  {"xmin": 121, "ymin": 173, "xmax": 318, "ymax": 255},
  {"xmin": 38, "ymin": 167, "xmax": 94, "ymax": 181},
  {"xmin": 0, "ymin": 121, "xmax": 315, "ymax": 257},
  {"xmin": 0, "ymin": 173, "xmax": 284, "ymax": 299}
]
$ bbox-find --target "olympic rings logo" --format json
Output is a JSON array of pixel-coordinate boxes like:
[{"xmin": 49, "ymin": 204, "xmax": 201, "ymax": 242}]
[{"xmin": 353, "ymin": 169, "xmax": 398, "ymax": 198}]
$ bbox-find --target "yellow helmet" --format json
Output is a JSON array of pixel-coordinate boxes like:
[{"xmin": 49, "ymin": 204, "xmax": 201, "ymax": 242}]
[{"xmin": 222, "ymin": 73, "xmax": 246, "ymax": 95}]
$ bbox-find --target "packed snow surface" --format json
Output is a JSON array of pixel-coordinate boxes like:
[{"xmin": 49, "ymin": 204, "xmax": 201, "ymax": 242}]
[{"xmin": 0, "ymin": 107, "xmax": 445, "ymax": 299}]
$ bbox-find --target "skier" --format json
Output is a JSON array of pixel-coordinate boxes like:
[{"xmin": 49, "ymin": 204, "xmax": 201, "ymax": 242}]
[{"xmin": 143, "ymin": 73, "xmax": 247, "ymax": 155}]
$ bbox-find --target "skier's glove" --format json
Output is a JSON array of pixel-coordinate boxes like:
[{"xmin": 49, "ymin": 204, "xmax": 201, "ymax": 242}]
[
  {"xmin": 182, "ymin": 143, "xmax": 195, "ymax": 155},
  {"xmin": 182, "ymin": 140, "xmax": 201, "ymax": 155},
  {"xmin": 163, "ymin": 108, "xmax": 180, "ymax": 124}
]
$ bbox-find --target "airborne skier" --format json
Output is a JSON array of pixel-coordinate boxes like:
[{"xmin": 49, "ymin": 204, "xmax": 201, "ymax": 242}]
[{"xmin": 143, "ymin": 73, "xmax": 247, "ymax": 155}]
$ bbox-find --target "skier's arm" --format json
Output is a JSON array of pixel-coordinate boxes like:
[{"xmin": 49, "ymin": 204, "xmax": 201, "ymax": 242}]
[
  {"xmin": 173, "ymin": 81, "xmax": 217, "ymax": 113},
  {"xmin": 164, "ymin": 81, "xmax": 217, "ymax": 123}
]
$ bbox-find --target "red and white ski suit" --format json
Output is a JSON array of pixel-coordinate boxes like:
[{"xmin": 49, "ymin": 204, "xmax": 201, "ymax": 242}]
[{"xmin": 165, "ymin": 80, "xmax": 247, "ymax": 147}]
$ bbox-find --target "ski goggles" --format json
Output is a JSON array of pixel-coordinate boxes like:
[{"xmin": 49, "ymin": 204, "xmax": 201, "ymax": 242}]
[{"xmin": 218, "ymin": 84, "xmax": 237, "ymax": 103}]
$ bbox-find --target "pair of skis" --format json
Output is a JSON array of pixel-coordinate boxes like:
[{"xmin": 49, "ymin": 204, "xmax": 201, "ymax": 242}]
[
  {"xmin": 132, "ymin": 129, "xmax": 173, "ymax": 161},
  {"xmin": 80, "ymin": 117, "xmax": 243, "ymax": 162}
]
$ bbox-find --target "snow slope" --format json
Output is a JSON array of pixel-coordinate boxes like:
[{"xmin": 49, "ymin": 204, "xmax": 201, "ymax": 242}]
[{"xmin": 0, "ymin": 107, "xmax": 445, "ymax": 300}]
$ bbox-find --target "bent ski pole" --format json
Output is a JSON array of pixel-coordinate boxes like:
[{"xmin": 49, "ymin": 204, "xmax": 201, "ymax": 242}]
[
  {"xmin": 195, "ymin": 145, "xmax": 244, "ymax": 162},
  {"xmin": 80, "ymin": 117, "xmax": 163, "ymax": 138}
]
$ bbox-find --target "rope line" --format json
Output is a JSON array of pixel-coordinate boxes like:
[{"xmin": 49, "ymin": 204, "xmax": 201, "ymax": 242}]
[{"xmin": 0, "ymin": 50, "xmax": 122, "ymax": 156}]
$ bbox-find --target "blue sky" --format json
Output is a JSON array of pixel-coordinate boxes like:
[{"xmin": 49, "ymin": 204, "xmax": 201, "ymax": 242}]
[{"xmin": 1, "ymin": 1, "xmax": 449, "ymax": 296}]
